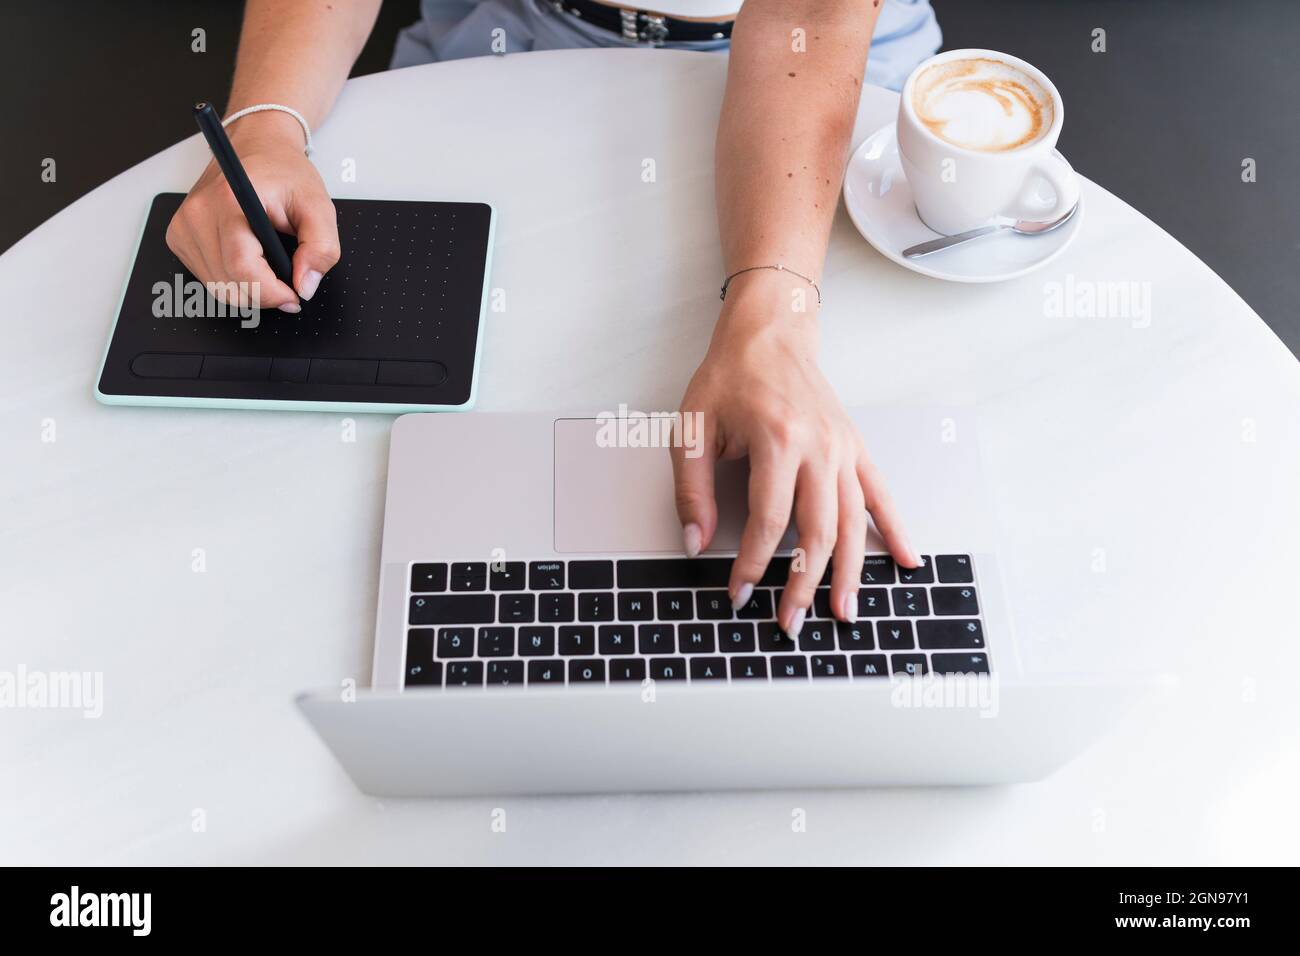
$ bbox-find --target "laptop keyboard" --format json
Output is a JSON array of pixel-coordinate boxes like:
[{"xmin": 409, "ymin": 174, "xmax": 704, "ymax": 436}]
[{"xmin": 402, "ymin": 554, "xmax": 989, "ymax": 688}]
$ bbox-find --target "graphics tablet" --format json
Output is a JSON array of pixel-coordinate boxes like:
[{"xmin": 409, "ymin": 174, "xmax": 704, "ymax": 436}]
[{"xmin": 96, "ymin": 192, "xmax": 495, "ymax": 412}]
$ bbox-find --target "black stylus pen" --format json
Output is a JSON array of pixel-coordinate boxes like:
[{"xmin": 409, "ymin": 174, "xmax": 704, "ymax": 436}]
[{"xmin": 192, "ymin": 100, "xmax": 295, "ymax": 287}]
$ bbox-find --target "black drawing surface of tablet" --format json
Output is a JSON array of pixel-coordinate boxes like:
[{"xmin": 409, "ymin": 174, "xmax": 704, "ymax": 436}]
[{"xmin": 97, "ymin": 193, "xmax": 494, "ymax": 411}]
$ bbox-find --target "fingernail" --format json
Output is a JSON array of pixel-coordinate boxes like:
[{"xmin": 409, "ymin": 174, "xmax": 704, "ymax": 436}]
[
  {"xmin": 299, "ymin": 269, "xmax": 322, "ymax": 301},
  {"xmin": 786, "ymin": 607, "xmax": 806, "ymax": 641},
  {"xmin": 731, "ymin": 582, "xmax": 754, "ymax": 612},
  {"xmin": 840, "ymin": 593, "xmax": 858, "ymax": 623},
  {"xmin": 682, "ymin": 523, "xmax": 702, "ymax": 558},
  {"xmin": 278, "ymin": 302, "xmax": 301, "ymax": 314},
  {"xmin": 907, "ymin": 541, "xmax": 922, "ymax": 567}
]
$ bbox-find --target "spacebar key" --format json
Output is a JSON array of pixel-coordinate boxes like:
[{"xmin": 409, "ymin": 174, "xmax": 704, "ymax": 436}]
[
  {"xmin": 409, "ymin": 594, "xmax": 495, "ymax": 625},
  {"xmin": 617, "ymin": 558, "xmax": 733, "ymax": 589}
]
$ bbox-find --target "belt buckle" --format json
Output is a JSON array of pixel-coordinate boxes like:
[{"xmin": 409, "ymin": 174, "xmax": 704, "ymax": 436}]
[
  {"xmin": 622, "ymin": 10, "xmax": 669, "ymax": 46},
  {"xmin": 640, "ymin": 14, "xmax": 669, "ymax": 46}
]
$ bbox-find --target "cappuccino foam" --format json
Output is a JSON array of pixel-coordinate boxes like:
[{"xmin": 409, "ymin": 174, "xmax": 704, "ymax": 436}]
[{"xmin": 912, "ymin": 58, "xmax": 1053, "ymax": 153}]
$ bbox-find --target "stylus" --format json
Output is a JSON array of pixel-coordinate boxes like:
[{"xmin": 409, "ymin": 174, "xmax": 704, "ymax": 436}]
[{"xmin": 192, "ymin": 101, "xmax": 296, "ymax": 287}]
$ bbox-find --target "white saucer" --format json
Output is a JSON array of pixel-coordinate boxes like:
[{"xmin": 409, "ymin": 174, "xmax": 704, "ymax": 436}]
[{"xmin": 842, "ymin": 123, "xmax": 1084, "ymax": 283}]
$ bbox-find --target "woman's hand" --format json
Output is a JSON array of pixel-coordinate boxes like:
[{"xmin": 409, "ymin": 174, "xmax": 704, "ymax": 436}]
[
  {"xmin": 671, "ymin": 272, "xmax": 920, "ymax": 638},
  {"xmin": 165, "ymin": 112, "xmax": 340, "ymax": 313}
]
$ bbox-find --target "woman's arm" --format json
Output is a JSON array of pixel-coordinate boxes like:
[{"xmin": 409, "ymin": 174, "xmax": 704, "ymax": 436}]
[
  {"xmin": 166, "ymin": 0, "xmax": 382, "ymax": 311},
  {"xmin": 673, "ymin": 0, "xmax": 919, "ymax": 639}
]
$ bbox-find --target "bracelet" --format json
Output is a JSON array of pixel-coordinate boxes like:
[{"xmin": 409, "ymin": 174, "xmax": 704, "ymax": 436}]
[
  {"xmin": 719, "ymin": 264, "xmax": 822, "ymax": 305},
  {"xmin": 223, "ymin": 103, "xmax": 314, "ymax": 156}
]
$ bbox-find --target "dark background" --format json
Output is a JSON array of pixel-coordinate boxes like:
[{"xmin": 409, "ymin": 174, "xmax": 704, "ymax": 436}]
[{"xmin": 2, "ymin": 0, "xmax": 1296, "ymax": 355}]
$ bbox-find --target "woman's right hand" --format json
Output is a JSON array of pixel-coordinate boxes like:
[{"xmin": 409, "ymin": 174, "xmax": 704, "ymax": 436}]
[{"xmin": 165, "ymin": 112, "xmax": 340, "ymax": 313}]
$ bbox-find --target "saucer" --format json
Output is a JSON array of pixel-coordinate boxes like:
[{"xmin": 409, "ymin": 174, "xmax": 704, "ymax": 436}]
[{"xmin": 842, "ymin": 123, "xmax": 1084, "ymax": 283}]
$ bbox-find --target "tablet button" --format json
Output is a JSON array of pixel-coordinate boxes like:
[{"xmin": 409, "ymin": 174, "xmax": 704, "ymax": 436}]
[
  {"xmin": 377, "ymin": 360, "xmax": 448, "ymax": 387},
  {"xmin": 200, "ymin": 355, "xmax": 272, "ymax": 381},
  {"xmin": 309, "ymin": 358, "xmax": 378, "ymax": 385},
  {"xmin": 130, "ymin": 352, "xmax": 203, "ymax": 379},
  {"xmin": 269, "ymin": 357, "xmax": 310, "ymax": 383}
]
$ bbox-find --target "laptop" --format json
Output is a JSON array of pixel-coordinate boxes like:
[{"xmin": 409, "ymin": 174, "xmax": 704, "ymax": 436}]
[{"xmin": 297, "ymin": 408, "xmax": 1144, "ymax": 795}]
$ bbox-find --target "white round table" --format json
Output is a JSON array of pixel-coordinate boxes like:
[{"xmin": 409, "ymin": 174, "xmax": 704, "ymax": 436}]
[{"xmin": 2, "ymin": 49, "xmax": 1298, "ymax": 865}]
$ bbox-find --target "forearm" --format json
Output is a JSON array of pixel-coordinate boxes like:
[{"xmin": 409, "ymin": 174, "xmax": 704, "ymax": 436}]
[
  {"xmin": 223, "ymin": 0, "xmax": 382, "ymax": 147},
  {"xmin": 715, "ymin": 0, "xmax": 878, "ymax": 307}
]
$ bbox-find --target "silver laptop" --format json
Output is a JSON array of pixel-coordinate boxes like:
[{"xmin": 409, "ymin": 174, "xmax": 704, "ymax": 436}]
[{"xmin": 298, "ymin": 408, "xmax": 1144, "ymax": 796}]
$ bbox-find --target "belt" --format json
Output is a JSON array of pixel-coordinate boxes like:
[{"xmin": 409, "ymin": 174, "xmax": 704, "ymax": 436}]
[{"xmin": 550, "ymin": 1, "xmax": 735, "ymax": 46}]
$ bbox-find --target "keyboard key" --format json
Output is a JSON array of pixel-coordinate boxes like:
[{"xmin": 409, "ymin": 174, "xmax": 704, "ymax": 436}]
[
  {"xmin": 696, "ymin": 590, "xmax": 732, "ymax": 620},
  {"xmin": 918, "ymin": 619, "xmax": 985, "ymax": 649},
  {"xmin": 836, "ymin": 622, "xmax": 873, "ymax": 651},
  {"xmin": 446, "ymin": 661, "xmax": 484, "ymax": 687},
  {"xmin": 649, "ymin": 658, "xmax": 687, "ymax": 681},
  {"xmin": 568, "ymin": 659, "xmax": 606, "ymax": 684},
  {"xmin": 598, "ymin": 624, "xmax": 636, "ymax": 655},
  {"xmin": 527, "ymin": 659, "xmax": 565, "ymax": 685},
  {"xmin": 771, "ymin": 655, "xmax": 808, "ymax": 679},
  {"xmin": 811, "ymin": 654, "xmax": 848, "ymax": 679},
  {"xmin": 477, "ymin": 626, "xmax": 514, "ymax": 657},
  {"xmin": 528, "ymin": 561, "xmax": 566, "ymax": 590},
  {"xmin": 436, "ymin": 627, "xmax": 474, "ymax": 658},
  {"xmin": 932, "ymin": 653, "xmax": 990, "ymax": 675},
  {"xmin": 931, "ymin": 586, "xmax": 980, "ymax": 616},
  {"xmin": 850, "ymin": 654, "xmax": 889, "ymax": 678},
  {"xmin": 757, "ymin": 622, "xmax": 797, "ymax": 653},
  {"xmin": 450, "ymin": 562, "xmax": 488, "ymax": 591},
  {"xmin": 568, "ymin": 560, "xmax": 614, "ymax": 589},
  {"xmin": 859, "ymin": 555, "xmax": 896, "ymax": 585},
  {"xmin": 717, "ymin": 622, "xmax": 757, "ymax": 653},
  {"xmin": 656, "ymin": 590, "xmax": 694, "ymax": 620},
  {"xmin": 677, "ymin": 623, "xmax": 716, "ymax": 654},
  {"xmin": 877, "ymin": 620, "xmax": 915, "ymax": 650},
  {"xmin": 610, "ymin": 658, "xmax": 647, "ymax": 682},
  {"xmin": 405, "ymin": 629, "xmax": 437, "ymax": 685},
  {"xmin": 799, "ymin": 621, "xmax": 836, "ymax": 652},
  {"xmin": 813, "ymin": 589, "xmax": 833, "ymax": 619},
  {"xmin": 935, "ymin": 554, "xmax": 974, "ymax": 583},
  {"xmin": 690, "ymin": 657, "xmax": 728, "ymax": 681},
  {"xmin": 489, "ymin": 561, "xmax": 526, "ymax": 591},
  {"xmin": 486, "ymin": 660, "xmax": 524, "ymax": 686},
  {"xmin": 891, "ymin": 588, "xmax": 930, "ymax": 617},
  {"xmin": 617, "ymin": 557, "xmax": 731, "ymax": 588},
  {"xmin": 891, "ymin": 654, "xmax": 929, "ymax": 677},
  {"xmin": 758, "ymin": 556, "xmax": 792, "ymax": 586},
  {"xmin": 730, "ymin": 656, "xmax": 769, "ymax": 680},
  {"xmin": 538, "ymin": 592, "xmax": 575, "ymax": 623},
  {"xmin": 638, "ymin": 624, "xmax": 676, "ymax": 655},
  {"xmin": 518, "ymin": 626, "xmax": 555, "ymax": 656},
  {"xmin": 735, "ymin": 588, "xmax": 774, "ymax": 620},
  {"xmin": 410, "ymin": 563, "xmax": 447, "ymax": 592},
  {"xmin": 559, "ymin": 625, "xmax": 595, "ymax": 656},
  {"xmin": 617, "ymin": 591, "xmax": 655, "ymax": 621},
  {"xmin": 856, "ymin": 588, "xmax": 889, "ymax": 617},
  {"xmin": 498, "ymin": 593, "xmax": 536, "ymax": 624},
  {"xmin": 406, "ymin": 660, "xmax": 442, "ymax": 687},
  {"xmin": 409, "ymin": 594, "xmax": 494, "ymax": 625},
  {"xmin": 578, "ymin": 591, "xmax": 614, "ymax": 622},
  {"xmin": 897, "ymin": 556, "xmax": 934, "ymax": 584}
]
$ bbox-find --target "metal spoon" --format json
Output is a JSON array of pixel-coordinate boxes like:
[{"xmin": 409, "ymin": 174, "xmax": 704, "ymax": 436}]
[{"xmin": 902, "ymin": 202, "xmax": 1080, "ymax": 259}]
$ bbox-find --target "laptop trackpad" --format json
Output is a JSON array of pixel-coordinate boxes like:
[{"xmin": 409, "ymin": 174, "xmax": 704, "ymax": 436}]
[{"xmin": 553, "ymin": 417, "xmax": 764, "ymax": 554}]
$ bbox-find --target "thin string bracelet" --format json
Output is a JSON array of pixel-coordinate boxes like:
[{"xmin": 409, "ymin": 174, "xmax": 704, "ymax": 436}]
[
  {"xmin": 719, "ymin": 264, "xmax": 821, "ymax": 305},
  {"xmin": 223, "ymin": 104, "xmax": 314, "ymax": 156}
]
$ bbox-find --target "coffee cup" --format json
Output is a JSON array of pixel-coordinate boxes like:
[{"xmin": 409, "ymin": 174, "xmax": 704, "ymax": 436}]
[{"xmin": 897, "ymin": 49, "xmax": 1079, "ymax": 236}]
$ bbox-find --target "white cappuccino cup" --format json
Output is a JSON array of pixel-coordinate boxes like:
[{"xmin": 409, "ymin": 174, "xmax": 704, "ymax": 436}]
[{"xmin": 897, "ymin": 49, "xmax": 1079, "ymax": 236}]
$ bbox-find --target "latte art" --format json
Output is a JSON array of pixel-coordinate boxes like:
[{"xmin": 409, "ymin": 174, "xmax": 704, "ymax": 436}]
[{"xmin": 912, "ymin": 58, "xmax": 1053, "ymax": 153}]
